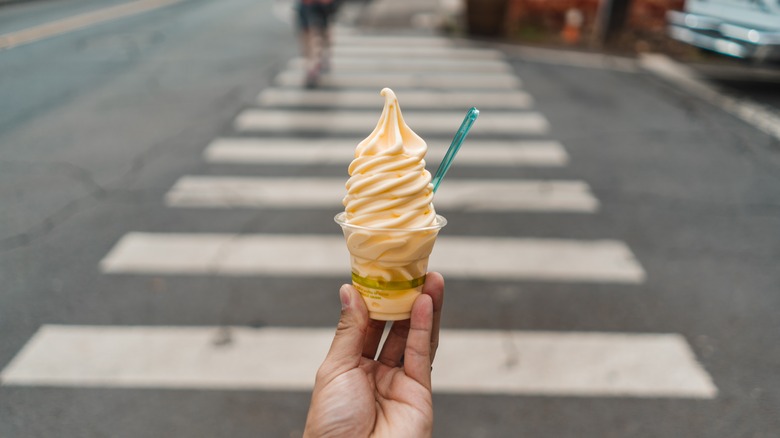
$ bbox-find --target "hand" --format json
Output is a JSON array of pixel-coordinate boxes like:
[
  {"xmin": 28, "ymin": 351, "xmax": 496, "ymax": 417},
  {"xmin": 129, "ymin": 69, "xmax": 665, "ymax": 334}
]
[{"xmin": 303, "ymin": 272, "xmax": 445, "ymax": 438}]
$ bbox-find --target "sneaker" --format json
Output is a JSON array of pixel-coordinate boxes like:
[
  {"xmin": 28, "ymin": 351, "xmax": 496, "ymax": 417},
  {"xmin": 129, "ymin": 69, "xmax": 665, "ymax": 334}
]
[{"xmin": 305, "ymin": 70, "xmax": 319, "ymax": 89}]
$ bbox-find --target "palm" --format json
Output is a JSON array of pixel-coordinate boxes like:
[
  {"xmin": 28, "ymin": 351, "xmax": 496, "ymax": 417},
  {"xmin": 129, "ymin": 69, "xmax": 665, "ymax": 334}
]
[
  {"xmin": 306, "ymin": 355, "xmax": 433, "ymax": 437},
  {"xmin": 370, "ymin": 361, "xmax": 433, "ymax": 437},
  {"xmin": 304, "ymin": 273, "xmax": 444, "ymax": 438}
]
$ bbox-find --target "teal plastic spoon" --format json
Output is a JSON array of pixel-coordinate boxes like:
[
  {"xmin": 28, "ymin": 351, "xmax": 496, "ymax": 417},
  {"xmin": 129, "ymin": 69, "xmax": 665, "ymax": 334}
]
[{"xmin": 432, "ymin": 107, "xmax": 479, "ymax": 193}]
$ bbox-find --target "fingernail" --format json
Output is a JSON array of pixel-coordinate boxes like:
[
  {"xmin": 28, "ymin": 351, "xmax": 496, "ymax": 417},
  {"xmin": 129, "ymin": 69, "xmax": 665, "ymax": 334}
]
[{"xmin": 339, "ymin": 285, "xmax": 351, "ymax": 310}]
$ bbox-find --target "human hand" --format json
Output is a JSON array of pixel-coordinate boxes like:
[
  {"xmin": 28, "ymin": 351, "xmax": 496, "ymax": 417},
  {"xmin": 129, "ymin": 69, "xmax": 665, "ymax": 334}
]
[{"xmin": 303, "ymin": 272, "xmax": 445, "ymax": 438}]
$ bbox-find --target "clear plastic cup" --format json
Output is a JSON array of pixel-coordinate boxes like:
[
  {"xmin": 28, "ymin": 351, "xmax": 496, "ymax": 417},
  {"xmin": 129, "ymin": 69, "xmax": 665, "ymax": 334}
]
[{"xmin": 335, "ymin": 212, "xmax": 447, "ymax": 321}]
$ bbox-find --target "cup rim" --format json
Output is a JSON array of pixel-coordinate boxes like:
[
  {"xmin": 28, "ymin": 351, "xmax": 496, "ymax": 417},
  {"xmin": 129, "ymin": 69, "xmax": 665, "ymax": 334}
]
[{"xmin": 335, "ymin": 212, "xmax": 447, "ymax": 232}]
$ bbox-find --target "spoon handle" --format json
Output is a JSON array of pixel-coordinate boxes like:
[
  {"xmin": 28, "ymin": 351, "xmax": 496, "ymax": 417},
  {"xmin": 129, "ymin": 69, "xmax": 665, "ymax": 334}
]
[{"xmin": 432, "ymin": 107, "xmax": 479, "ymax": 193}]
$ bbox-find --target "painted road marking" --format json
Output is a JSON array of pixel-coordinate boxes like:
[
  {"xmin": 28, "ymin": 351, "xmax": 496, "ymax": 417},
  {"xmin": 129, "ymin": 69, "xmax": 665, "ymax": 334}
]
[
  {"xmin": 334, "ymin": 35, "xmax": 453, "ymax": 47},
  {"xmin": 258, "ymin": 88, "xmax": 532, "ymax": 109},
  {"xmin": 287, "ymin": 57, "xmax": 513, "ymax": 73},
  {"xmin": 332, "ymin": 45, "xmax": 503, "ymax": 59},
  {"xmin": 164, "ymin": 177, "xmax": 599, "ymax": 213},
  {"xmin": 1, "ymin": 325, "xmax": 716, "ymax": 398},
  {"xmin": 0, "ymin": 0, "xmax": 181, "ymax": 51},
  {"xmin": 99, "ymin": 233, "xmax": 645, "ymax": 283},
  {"xmin": 204, "ymin": 138, "xmax": 569, "ymax": 167},
  {"xmin": 234, "ymin": 109, "xmax": 549, "ymax": 136},
  {"xmin": 274, "ymin": 70, "xmax": 521, "ymax": 89}
]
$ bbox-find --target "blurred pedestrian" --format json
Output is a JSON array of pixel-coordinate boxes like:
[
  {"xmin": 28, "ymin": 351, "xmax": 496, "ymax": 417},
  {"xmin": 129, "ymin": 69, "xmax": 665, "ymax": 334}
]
[
  {"xmin": 296, "ymin": 0, "xmax": 339, "ymax": 88},
  {"xmin": 304, "ymin": 272, "xmax": 445, "ymax": 437}
]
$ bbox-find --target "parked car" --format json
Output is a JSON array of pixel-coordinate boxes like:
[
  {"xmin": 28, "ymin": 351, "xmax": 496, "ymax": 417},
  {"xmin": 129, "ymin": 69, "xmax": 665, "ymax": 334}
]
[{"xmin": 667, "ymin": 0, "xmax": 780, "ymax": 62}]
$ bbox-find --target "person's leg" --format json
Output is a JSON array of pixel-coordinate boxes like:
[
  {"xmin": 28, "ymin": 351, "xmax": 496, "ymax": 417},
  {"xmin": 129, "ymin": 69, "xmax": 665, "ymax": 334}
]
[
  {"xmin": 298, "ymin": 5, "xmax": 320, "ymax": 87},
  {"xmin": 296, "ymin": 4, "xmax": 312, "ymax": 57},
  {"xmin": 312, "ymin": 5, "xmax": 328, "ymax": 63},
  {"xmin": 319, "ymin": 7, "xmax": 333, "ymax": 72}
]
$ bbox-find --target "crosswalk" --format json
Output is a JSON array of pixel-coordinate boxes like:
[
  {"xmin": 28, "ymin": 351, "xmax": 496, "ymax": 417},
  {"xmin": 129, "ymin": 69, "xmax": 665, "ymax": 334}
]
[
  {"xmin": 1, "ymin": 326, "xmax": 714, "ymax": 398},
  {"xmin": 164, "ymin": 177, "xmax": 600, "ymax": 212},
  {"xmin": 258, "ymin": 88, "xmax": 533, "ymax": 108},
  {"xmin": 286, "ymin": 57, "xmax": 515, "ymax": 73},
  {"xmin": 274, "ymin": 70, "xmax": 522, "ymax": 88},
  {"xmin": 1, "ymin": 31, "xmax": 717, "ymax": 403},
  {"xmin": 203, "ymin": 138, "xmax": 568, "ymax": 166},
  {"xmin": 233, "ymin": 108, "xmax": 547, "ymax": 134},
  {"xmin": 98, "ymin": 233, "xmax": 644, "ymax": 282}
]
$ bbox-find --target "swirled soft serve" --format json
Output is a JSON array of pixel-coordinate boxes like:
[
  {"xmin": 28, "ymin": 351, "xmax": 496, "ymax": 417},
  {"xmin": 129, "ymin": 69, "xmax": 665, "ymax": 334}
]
[{"xmin": 343, "ymin": 88, "xmax": 436, "ymax": 228}]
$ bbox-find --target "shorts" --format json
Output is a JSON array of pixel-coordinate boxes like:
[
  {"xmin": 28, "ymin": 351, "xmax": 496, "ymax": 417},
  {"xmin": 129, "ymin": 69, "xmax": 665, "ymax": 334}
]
[{"xmin": 297, "ymin": 2, "xmax": 336, "ymax": 30}]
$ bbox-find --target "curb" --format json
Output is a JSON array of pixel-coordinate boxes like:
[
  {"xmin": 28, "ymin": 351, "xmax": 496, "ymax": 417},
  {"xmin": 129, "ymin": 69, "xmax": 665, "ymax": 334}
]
[{"xmin": 640, "ymin": 53, "xmax": 780, "ymax": 141}]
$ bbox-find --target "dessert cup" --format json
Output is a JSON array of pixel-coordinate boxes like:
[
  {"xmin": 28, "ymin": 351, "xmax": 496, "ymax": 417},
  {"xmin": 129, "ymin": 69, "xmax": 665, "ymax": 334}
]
[{"xmin": 335, "ymin": 212, "xmax": 446, "ymax": 320}]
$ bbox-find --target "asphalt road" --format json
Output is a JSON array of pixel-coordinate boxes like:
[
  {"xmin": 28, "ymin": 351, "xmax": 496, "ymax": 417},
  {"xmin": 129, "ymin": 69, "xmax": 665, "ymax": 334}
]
[{"xmin": 1, "ymin": 0, "xmax": 779, "ymax": 437}]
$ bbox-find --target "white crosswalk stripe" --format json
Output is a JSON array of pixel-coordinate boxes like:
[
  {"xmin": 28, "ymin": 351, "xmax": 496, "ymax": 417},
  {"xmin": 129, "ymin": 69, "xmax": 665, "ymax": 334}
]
[
  {"xmin": 234, "ymin": 109, "xmax": 549, "ymax": 135},
  {"xmin": 274, "ymin": 70, "xmax": 522, "ymax": 89},
  {"xmin": 332, "ymin": 45, "xmax": 504, "ymax": 59},
  {"xmin": 287, "ymin": 57, "xmax": 514, "ymax": 73},
  {"xmin": 1, "ymin": 325, "xmax": 716, "ymax": 398},
  {"xmin": 98, "ymin": 232, "xmax": 645, "ymax": 283},
  {"xmin": 333, "ymin": 35, "xmax": 453, "ymax": 47},
  {"xmin": 164, "ymin": 176, "xmax": 599, "ymax": 212},
  {"xmin": 259, "ymin": 88, "xmax": 532, "ymax": 109},
  {"xmin": 2, "ymin": 30, "xmax": 718, "ymax": 403},
  {"xmin": 204, "ymin": 138, "xmax": 569, "ymax": 166}
]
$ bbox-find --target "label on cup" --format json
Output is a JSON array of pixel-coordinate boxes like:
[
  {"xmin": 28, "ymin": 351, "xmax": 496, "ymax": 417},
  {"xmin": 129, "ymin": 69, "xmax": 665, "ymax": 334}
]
[
  {"xmin": 350, "ymin": 273, "xmax": 426, "ymax": 320},
  {"xmin": 351, "ymin": 272, "xmax": 426, "ymax": 300},
  {"xmin": 352, "ymin": 272, "xmax": 425, "ymax": 297}
]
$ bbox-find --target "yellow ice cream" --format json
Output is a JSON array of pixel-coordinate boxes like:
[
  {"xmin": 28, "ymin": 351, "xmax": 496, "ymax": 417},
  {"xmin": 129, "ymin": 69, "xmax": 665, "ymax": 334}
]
[
  {"xmin": 343, "ymin": 87, "xmax": 436, "ymax": 228},
  {"xmin": 337, "ymin": 88, "xmax": 444, "ymax": 320}
]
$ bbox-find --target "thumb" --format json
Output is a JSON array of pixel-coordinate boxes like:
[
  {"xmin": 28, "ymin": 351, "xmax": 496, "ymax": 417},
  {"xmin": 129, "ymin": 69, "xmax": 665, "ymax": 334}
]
[{"xmin": 316, "ymin": 285, "xmax": 368, "ymax": 384}]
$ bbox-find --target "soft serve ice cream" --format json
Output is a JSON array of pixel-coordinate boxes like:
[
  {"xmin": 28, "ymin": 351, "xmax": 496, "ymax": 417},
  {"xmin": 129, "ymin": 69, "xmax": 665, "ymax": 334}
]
[
  {"xmin": 343, "ymin": 88, "xmax": 436, "ymax": 228},
  {"xmin": 336, "ymin": 88, "xmax": 445, "ymax": 321}
]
